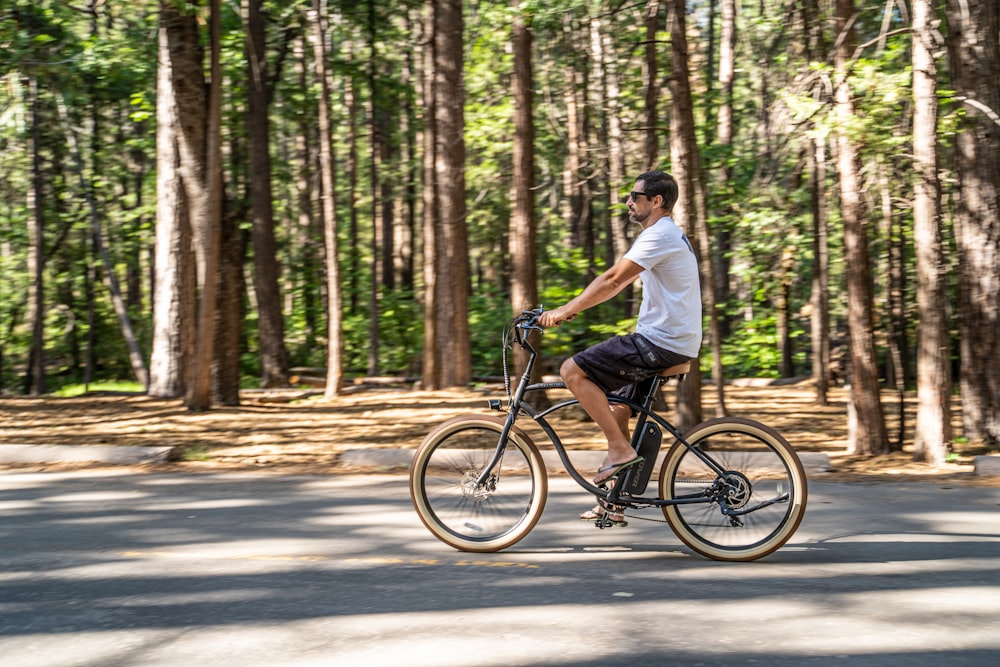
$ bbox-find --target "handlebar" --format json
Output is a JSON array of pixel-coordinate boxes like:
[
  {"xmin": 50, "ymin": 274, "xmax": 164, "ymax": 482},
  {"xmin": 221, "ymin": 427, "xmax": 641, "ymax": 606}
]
[
  {"xmin": 501, "ymin": 308, "xmax": 545, "ymax": 401},
  {"xmin": 512, "ymin": 307, "xmax": 544, "ymax": 347}
]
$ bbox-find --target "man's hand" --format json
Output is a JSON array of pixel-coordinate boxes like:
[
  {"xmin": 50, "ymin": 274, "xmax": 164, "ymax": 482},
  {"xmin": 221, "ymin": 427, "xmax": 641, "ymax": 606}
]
[{"xmin": 539, "ymin": 307, "xmax": 576, "ymax": 328}]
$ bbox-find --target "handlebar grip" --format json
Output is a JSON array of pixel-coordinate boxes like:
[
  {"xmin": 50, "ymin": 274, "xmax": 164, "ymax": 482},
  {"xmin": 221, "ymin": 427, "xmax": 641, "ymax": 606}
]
[
  {"xmin": 516, "ymin": 307, "xmax": 543, "ymax": 328},
  {"xmin": 514, "ymin": 308, "xmax": 544, "ymax": 346}
]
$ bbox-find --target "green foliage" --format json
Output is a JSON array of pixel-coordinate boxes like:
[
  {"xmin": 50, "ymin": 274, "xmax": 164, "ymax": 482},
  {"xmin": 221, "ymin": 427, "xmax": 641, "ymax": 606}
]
[
  {"xmin": 720, "ymin": 313, "xmax": 808, "ymax": 378},
  {"xmin": 0, "ymin": 0, "xmax": 983, "ymax": 415},
  {"xmin": 468, "ymin": 292, "xmax": 518, "ymax": 376}
]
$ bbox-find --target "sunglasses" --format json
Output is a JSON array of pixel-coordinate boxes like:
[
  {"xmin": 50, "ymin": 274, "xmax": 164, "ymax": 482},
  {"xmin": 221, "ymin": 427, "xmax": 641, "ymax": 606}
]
[{"xmin": 629, "ymin": 191, "xmax": 649, "ymax": 202}]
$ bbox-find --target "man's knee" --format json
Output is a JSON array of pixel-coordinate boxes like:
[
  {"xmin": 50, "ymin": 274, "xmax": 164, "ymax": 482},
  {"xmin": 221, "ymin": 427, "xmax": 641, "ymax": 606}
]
[{"xmin": 560, "ymin": 357, "xmax": 581, "ymax": 382}]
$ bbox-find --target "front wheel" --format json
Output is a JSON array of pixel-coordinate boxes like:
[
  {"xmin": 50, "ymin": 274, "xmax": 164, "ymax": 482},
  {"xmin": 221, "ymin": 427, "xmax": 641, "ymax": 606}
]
[
  {"xmin": 659, "ymin": 417, "xmax": 807, "ymax": 561},
  {"xmin": 409, "ymin": 415, "xmax": 548, "ymax": 552}
]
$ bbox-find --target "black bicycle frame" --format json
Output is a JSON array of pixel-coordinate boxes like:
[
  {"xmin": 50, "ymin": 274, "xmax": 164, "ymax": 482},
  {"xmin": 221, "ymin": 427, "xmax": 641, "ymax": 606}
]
[{"xmin": 474, "ymin": 327, "xmax": 734, "ymax": 509}]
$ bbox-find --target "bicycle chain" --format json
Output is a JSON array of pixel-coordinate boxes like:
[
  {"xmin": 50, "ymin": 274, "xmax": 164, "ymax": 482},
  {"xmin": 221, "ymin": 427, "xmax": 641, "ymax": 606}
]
[
  {"xmin": 622, "ymin": 511, "xmax": 668, "ymax": 523},
  {"xmin": 596, "ymin": 495, "xmax": 670, "ymax": 524}
]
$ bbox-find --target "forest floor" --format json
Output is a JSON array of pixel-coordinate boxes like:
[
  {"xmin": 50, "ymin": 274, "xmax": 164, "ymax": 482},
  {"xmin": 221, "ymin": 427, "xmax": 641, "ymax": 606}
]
[{"xmin": 1, "ymin": 380, "xmax": 996, "ymax": 485}]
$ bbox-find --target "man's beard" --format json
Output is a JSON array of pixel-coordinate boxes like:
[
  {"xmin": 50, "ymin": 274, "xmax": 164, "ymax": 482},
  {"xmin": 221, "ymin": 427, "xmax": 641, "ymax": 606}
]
[{"xmin": 629, "ymin": 209, "xmax": 650, "ymax": 226}]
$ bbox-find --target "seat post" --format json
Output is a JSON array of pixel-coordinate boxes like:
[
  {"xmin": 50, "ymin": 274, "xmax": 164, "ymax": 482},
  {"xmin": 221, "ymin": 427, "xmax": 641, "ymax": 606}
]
[{"xmin": 640, "ymin": 374, "xmax": 666, "ymax": 409}]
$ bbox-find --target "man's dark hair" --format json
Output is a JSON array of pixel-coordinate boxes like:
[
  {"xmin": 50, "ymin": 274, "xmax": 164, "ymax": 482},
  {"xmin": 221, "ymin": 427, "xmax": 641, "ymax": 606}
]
[{"xmin": 636, "ymin": 171, "xmax": 678, "ymax": 212}]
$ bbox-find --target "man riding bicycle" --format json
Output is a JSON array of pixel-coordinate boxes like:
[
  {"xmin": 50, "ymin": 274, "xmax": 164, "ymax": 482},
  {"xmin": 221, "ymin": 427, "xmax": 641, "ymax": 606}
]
[{"xmin": 539, "ymin": 171, "xmax": 702, "ymax": 520}]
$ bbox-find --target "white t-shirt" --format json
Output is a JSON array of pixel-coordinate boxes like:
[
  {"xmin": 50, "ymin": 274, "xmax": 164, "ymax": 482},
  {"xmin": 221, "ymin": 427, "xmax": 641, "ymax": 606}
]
[{"xmin": 623, "ymin": 216, "xmax": 703, "ymax": 357}]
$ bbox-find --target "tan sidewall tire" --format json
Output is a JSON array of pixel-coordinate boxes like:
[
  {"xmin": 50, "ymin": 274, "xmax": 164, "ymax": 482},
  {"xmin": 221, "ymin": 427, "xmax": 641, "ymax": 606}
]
[
  {"xmin": 409, "ymin": 414, "xmax": 548, "ymax": 552},
  {"xmin": 659, "ymin": 416, "xmax": 808, "ymax": 561}
]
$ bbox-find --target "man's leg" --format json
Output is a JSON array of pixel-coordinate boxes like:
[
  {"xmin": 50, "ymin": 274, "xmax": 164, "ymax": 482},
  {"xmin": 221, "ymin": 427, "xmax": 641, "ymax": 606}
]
[{"xmin": 561, "ymin": 357, "xmax": 637, "ymax": 474}]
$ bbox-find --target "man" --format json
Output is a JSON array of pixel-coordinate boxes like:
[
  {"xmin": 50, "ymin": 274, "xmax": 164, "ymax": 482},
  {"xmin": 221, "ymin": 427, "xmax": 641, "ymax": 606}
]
[{"xmin": 539, "ymin": 171, "xmax": 702, "ymax": 517}]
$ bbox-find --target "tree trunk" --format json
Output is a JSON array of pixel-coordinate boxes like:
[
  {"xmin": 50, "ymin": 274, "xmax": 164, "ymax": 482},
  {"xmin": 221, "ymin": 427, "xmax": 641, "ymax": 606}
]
[
  {"xmin": 599, "ymin": 21, "xmax": 628, "ymax": 265},
  {"xmin": 642, "ymin": 0, "xmax": 661, "ymax": 169},
  {"xmin": 667, "ymin": 0, "xmax": 703, "ymax": 431},
  {"xmin": 294, "ymin": 34, "xmax": 319, "ymax": 350},
  {"xmin": 422, "ymin": 0, "xmax": 471, "ymax": 390},
  {"xmin": 367, "ymin": 3, "xmax": 383, "ymax": 375},
  {"xmin": 213, "ymin": 211, "xmax": 245, "ymax": 406},
  {"xmin": 24, "ymin": 75, "xmax": 45, "ymax": 396},
  {"xmin": 309, "ymin": 0, "xmax": 344, "ymax": 399},
  {"xmin": 879, "ymin": 160, "xmax": 905, "ymax": 451},
  {"xmin": 713, "ymin": 0, "xmax": 735, "ymax": 341},
  {"xmin": 345, "ymin": 37, "xmax": 361, "ymax": 313},
  {"xmin": 149, "ymin": 1, "xmax": 198, "ymax": 399},
  {"xmin": 803, "ymin": 0, "xmax": 830, "ymax": 405},
  {"xmin": 560, "ymin": 15, "xmax": 594, "ymax": 274},
  {"xmin": 185, "ymin": 0, "xmax": 224, "ymax": 411},
  {"xmin": 509, "ymin": 1, "xmax": 545, "ymax": 396},
  {"xmin": 400, "ymin": 13, "xmax": 419, "ymax": 291},
  {"xmin": 945, "ymin": 0, "xmax": 1000, "ymax": 447},
  {"xmin": 835, "ymin": 0, "xmax": 889, "ymax": 456},
  {"xmin": 245, "ymin": 0, "xmax": 288, "ymax": 389},
  {"xmin": 777, "ymin": 245, "xmax": 795, "ymax": 378},
  {"xmin": 911, "ymin": 0, "xmax": 952, "ymax": 463},
  {"xmin": 421, "ymin": 0, "xmax": 440, "ymax": 388},
  {"xmin": 809, "ymin": 135, "xmax": 831, "ymax": 405}
]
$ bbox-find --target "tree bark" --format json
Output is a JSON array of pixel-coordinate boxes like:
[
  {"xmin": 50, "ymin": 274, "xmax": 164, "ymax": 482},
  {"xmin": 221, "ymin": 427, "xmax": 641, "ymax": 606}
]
[
  {"xmin": 309, "ymin": 0, "xmax": 344, "ymax": 399},
  {"xmin": 835, "ymin": 0, "xmax": 889, "ymax": 455},
  {"xmin": 24, "ymin": 75, "xmax": 45, "ymax": 396},
  {"xmin": 803, "ymin": 0, "xmax": 830, "ymax": 405},
  {"xmin": 642, "ymin": 0, "xmax": 661, "ymax": 170},
  {"xmin": 879, "ymin": 159, "xmax": 906, "ymax": 451},
  {"xmin": 589, "ymin": 18, "xmax": 626, "ymax": 271},
  {"xmin": 213, "ymin": 211, "xmax": 245, "ymax": 406},
  {"xmin": 149, "ymin": 1, "xmax": 198, "ymax": 399},
  {"xmin": 945, "ymin": 0, "xmax": 1000, "ymax": 447},
  {"xmin": 713, "ymin": 0, "xmax": 735, "ymax": 341},
  {"xmin": 809, "ymin": 135, "xmax": 831, "ymax": 405},
  {"xmin": 667, "ymin": 0, "xmax": 704, "ymax": 431},
  {"xmin": 186, "ymin": 0, "xmax": 224, "ymax": 411},
  {"xmin": 245, "ymin": 0, "xmax": 289, "ymax": 389},
  {"xmin": 422, "ymin": 0, "xmax": 471, "ymax": 390},
  {"xmin": 345, "ymin": 36, "xmax": 360, "ymax": 313},
  {"xmin": 509, "ymin": 1, "xmax": 544, "ymax": 393},
  {"xmin": 560, "ymin": 14, "xmax": 594, "ymax": 274},
  {"xmin": 420, "ymin": 1, "xmax": 440, "ymax": 388},
  {"xmin": 911, "ymin": 0, "xmax": 952, "ymax": 462}
]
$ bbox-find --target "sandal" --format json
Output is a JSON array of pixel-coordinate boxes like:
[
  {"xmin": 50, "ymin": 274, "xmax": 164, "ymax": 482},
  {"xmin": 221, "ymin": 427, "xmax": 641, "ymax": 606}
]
[
  {"xmin": 579, "ymin": 504, "xmax": 627, "ymax": 527},
  {"xmin": 593, "ymin": 456, "xmax": 643, "ymax": 486}
]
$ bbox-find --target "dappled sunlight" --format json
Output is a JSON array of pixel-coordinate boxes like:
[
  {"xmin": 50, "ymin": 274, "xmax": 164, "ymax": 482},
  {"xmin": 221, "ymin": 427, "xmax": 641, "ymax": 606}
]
[
  {"xmin": 0, "ymin": 384, "xmax": 984, "ymax": 483},
  {"xmin": 1, "ymin": 472, "xmax": 999, "ymax": 666}
]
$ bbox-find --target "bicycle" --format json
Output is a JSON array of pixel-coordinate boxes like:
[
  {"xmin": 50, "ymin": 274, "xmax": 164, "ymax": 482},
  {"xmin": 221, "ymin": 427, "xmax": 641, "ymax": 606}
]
[{"xmin": 409, "ymin": 308, "xmax": 808, "ymax": 561}]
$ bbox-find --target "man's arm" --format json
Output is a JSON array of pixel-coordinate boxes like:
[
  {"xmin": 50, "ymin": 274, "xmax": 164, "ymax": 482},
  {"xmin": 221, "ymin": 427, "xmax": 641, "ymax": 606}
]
[{"xmin": 539, "ymin": 258, "xmax": 644, "ymax": 327}]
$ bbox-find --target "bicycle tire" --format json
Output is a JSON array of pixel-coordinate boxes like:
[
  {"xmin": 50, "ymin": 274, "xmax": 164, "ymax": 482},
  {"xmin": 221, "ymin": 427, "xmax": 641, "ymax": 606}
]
[
  {"xmin": 409, "ymin": 414, "xmax": 548, "ymax": 552},
  {"xmin": 658, "ymin": 416, "xmax": 807, "ymax": 561}
]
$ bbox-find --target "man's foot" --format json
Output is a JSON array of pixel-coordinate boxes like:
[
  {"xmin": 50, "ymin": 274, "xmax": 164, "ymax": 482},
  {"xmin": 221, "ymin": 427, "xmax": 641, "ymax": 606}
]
[
  {"xmin": 579, "ymin": 504, "xmax": 627, "ymax": 527},
  {"xmin": 593, "ymin": 456, "xmax": 643, "ymax": 485}
]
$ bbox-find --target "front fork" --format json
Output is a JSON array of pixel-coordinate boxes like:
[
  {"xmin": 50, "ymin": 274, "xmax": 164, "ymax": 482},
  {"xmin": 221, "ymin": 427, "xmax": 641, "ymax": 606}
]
[{"xmin": 473, "ymin": 351, "xmax": 536, "ymax": 488}]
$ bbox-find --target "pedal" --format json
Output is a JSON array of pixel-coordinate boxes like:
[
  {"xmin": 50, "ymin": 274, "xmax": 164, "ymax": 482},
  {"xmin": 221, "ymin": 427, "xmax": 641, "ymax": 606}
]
[
  {"xmin": 623, "ymin": 422, "xmax": 661, "ymax": 495},
  {"xmin": 592, "ymin": 504, "xmax": 628, "ymax": 529}
]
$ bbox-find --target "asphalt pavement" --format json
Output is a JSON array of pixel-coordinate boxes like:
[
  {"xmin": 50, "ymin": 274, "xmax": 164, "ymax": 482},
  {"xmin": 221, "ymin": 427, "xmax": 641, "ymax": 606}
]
[{"xmin": 0, "ymin": 470, "xmax": 998, "ymax": 667}]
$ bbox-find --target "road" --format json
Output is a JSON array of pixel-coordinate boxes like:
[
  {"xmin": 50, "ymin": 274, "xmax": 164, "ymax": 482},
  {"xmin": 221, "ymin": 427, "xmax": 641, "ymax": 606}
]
[{"xmin": 1, "ymin": 470, "xmax": 998, "ymax": 666}]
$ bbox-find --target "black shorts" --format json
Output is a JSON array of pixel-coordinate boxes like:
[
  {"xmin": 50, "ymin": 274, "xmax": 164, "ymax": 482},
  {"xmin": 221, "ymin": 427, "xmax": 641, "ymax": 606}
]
[{"xmin": 573, "ymin": 333, "xmax": 692, "ymax": 399}]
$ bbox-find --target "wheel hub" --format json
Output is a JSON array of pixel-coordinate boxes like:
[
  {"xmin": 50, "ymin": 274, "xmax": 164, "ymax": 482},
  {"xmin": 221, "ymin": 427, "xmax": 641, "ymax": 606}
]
[
  {"xmin": 720, "ymin": 470, "xmax": 752, "ymax": 509},
  {"xmin": 460, "ymin": 470, "xmax": 497, "ymax": 501}
]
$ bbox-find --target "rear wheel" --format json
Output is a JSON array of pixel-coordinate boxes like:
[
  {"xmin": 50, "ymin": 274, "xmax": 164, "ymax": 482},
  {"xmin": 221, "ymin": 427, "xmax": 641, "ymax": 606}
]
[
  {"xmin": 659, "ymin": 417, "xmax": 807, "ymax": 561},
  {"xmin": 409, "ymin": 415, "xmax": 547, "ymax": 552}
]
